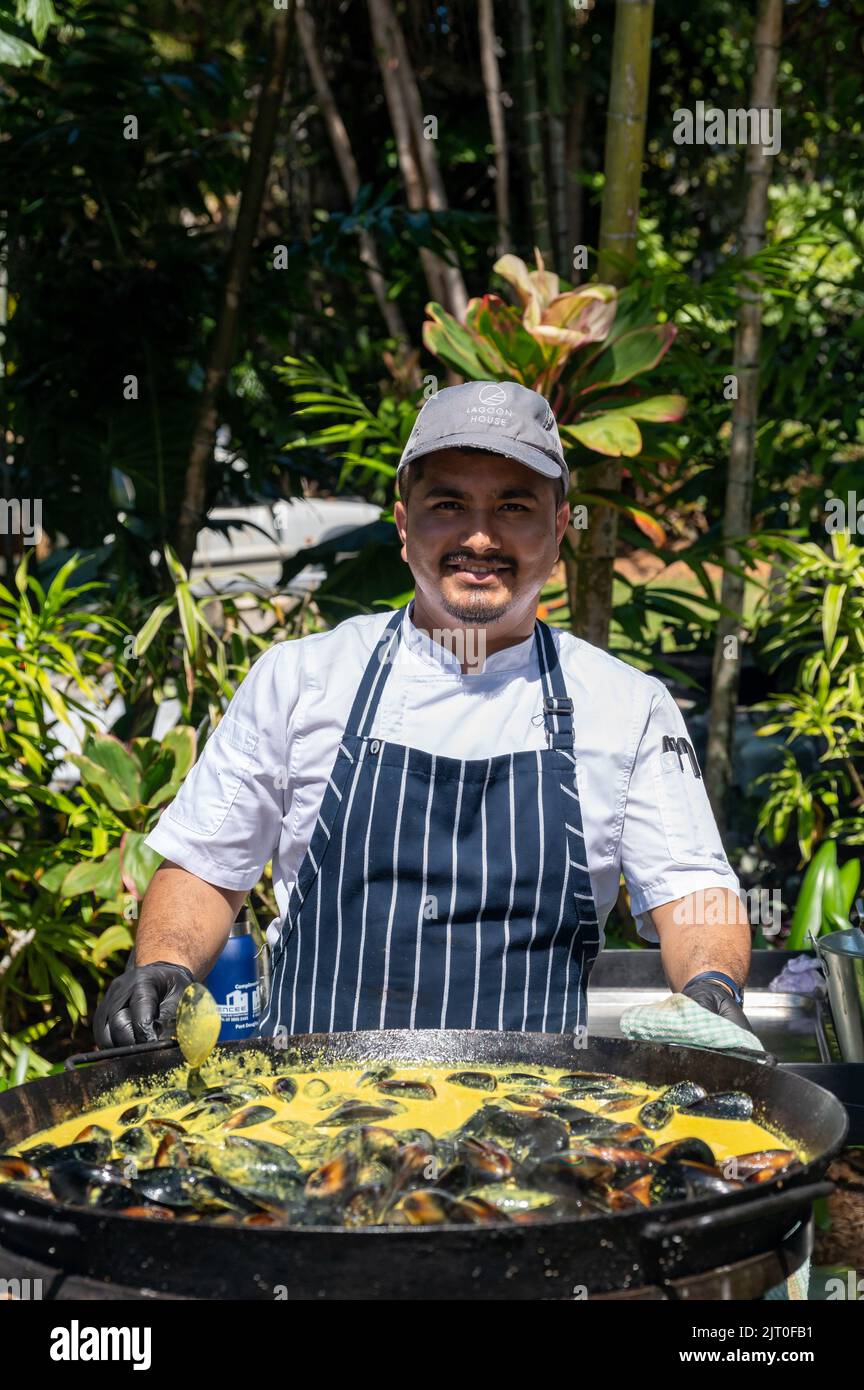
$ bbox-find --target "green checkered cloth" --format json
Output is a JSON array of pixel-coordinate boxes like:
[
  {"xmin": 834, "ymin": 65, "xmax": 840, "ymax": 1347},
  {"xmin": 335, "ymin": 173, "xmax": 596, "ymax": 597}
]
[
  {"xmin": 618, "ymin": 993, "xmax": 809, "ymax": 1301},
  {"xmin": 618, "ymin": 991, "xmax": 765, "ymax": 1053}
]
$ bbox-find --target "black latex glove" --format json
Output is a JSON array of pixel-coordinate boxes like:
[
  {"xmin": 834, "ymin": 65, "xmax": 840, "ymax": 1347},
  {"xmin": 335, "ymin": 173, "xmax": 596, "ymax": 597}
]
[
  {"xmin": 681, "ymin": 975, "xmax": 756, "ymax": 1036},
  {"xmin": 93, "ymin": 959, "xmax": 194, "ymax": 1048}
]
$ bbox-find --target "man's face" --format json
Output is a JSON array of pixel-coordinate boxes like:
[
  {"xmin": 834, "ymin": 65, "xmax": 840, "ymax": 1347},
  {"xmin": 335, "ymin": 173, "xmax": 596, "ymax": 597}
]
[{"xmin": 393, "ymin": 449, "xmax": 570, "ymax": 629}]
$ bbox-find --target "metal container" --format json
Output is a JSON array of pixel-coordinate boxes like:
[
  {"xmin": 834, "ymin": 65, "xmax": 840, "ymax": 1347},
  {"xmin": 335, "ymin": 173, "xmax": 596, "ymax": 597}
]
[
  {"xmin": 204, "ymin": 914, "xmax": 269, "ymax": 1041},
  {"xmin": 817, "ymin": 928, "xmax": 864, "ymax": 1062}
]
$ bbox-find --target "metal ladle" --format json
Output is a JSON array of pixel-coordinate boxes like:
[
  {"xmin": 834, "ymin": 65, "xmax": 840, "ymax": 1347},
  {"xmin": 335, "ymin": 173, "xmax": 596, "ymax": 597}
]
[{"xmin": 175, "ymin": 982, "xmax": 222, "ymax": 1096}]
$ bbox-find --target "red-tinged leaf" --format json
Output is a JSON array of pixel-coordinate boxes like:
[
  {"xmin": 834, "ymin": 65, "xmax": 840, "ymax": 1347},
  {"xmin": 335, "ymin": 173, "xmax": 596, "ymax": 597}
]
[
  {"xmin": 540, "ymin": 286, "xmax": 617, "ymax": 341},
  {"xmin": 467, "ymin": 295, "xmax": 546, "ymax": 379},
  {"xmin": 423, "ymin": 302, "xmax": 488, "ymax": 379},
  {"xmin": 629, "ymin": 509, "xmax": 667, "ymax": 547},
  {"xmin": 570, "ymin": 491, "xmax": 666, "ymax": 546},
  {"xmin": 623, "ymin": 394, "xmax": 687, "ymax": 423},
  {"xmin": 562, "ymin": 412, "xmax": 643, "ymax": 457},
  {"xmin": 576, "ymin": 324, "xmax": 678, "ymax": 394}
]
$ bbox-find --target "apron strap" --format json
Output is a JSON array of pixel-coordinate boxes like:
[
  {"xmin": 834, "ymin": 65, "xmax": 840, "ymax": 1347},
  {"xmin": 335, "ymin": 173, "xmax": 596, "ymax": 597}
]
[
  {"xmin": 535, "ymin": 620, "xmax": 574, "ymax": 751},
  {"xmin": 343, "ymin": 606, "xmax": 405, "ymax": 738}
]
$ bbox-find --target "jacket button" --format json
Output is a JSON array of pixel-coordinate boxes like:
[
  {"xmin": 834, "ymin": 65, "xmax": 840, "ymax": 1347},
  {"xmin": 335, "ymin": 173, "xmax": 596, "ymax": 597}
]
[{"xmin": 369, "ymin": 740, "xmax": 380, "ymax": 754}]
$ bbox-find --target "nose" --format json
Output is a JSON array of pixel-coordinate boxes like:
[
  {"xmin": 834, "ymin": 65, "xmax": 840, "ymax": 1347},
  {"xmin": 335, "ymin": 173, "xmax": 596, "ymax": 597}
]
[{"xmin": 458, "ymin": 509, "xmax": 503, "ymax": 552}]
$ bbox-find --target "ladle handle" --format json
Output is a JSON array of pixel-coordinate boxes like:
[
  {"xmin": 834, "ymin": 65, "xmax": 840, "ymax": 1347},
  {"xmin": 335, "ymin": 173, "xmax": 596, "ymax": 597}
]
[{"xmin": 63, "ymin": 1038, "xmax": 179, "ymax": 1070}]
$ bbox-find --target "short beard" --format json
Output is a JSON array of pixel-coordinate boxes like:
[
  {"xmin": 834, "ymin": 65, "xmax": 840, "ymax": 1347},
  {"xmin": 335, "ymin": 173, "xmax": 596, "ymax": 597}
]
[{"xmin": 438, "ymin": 589, "xmax": 515, "ymax": 624}]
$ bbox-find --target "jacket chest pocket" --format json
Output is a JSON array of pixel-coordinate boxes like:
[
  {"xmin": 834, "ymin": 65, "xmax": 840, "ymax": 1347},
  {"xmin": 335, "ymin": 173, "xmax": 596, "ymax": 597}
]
[{"xmin": 654, "ymin": 737, "xmax": 727, "ymax": 867}]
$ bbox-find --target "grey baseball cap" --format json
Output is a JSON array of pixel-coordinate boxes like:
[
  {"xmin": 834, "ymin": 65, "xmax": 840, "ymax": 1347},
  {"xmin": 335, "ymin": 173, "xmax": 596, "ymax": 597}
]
[{"xmin": 397, "ymin": 381, "xmax": 568, "ymax": 488}]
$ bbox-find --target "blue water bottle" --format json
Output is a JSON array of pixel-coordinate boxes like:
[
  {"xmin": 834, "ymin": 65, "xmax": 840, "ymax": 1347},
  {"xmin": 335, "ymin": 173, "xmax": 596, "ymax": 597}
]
[{"xmin": 205, "ymin": 913, "xmax": 269, "ymax": 1041}]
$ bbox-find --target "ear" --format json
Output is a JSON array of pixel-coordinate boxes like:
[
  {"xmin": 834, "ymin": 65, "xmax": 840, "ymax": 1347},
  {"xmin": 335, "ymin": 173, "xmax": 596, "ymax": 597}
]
[
  {"xmin": 555, "ymin": 500, "xmax": 570, "ymax": 548},
  {"xmin": 394, "ymin": 499, "xmax": 408, "ymax": 556}
]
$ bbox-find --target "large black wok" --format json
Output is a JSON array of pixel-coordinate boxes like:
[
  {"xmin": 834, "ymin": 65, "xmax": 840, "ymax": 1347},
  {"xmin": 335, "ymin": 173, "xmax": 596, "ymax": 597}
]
[{"xmin": 0, "ymin": 1031, "xmax": 849, "ymax": 1300}]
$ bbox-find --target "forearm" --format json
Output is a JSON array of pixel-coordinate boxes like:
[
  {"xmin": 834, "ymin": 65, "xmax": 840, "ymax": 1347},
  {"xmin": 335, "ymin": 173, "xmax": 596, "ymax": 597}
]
[
  {"xmin": 650, "ymin": 888, "xmax": 751, "ymax": 993},
  {"xmin": 134, "ymin": 860, "xmax": 246, "ymax": 977}
]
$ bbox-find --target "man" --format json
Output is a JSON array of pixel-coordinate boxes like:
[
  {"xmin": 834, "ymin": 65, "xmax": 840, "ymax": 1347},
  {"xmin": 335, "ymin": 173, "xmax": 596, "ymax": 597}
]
[{"xmin": 95, "ymin": 381, "xmax": 753, "ymax": 1047}]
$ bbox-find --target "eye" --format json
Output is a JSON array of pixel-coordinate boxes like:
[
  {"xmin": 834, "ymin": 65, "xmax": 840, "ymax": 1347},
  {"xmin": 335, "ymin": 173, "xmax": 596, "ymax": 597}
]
[
  {"xmin": 500, "ymin": 502, "xmax": 530, "ymax": 511},
  {"xmin": 430, "ymin": 499, "xmax": 463, "ymax": 510}
]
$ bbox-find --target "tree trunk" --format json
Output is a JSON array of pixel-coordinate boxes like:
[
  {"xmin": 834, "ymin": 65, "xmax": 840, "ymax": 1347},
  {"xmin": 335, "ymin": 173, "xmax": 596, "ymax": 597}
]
[
  {"xmin": 564, "ymin": 2, "xmax": 592, "ymax": 283},
  {"xmin": 174, "ymin": 8, "xmax": 292, "ymax": 571},
  {"xmin": 565, "ymin": 89, "xmax": 587, "ymax": 280},
  {"xmin": 513, "ymin": 0, "xmax": 552, "ymax": 268},
  {"xmin": 295, "ymin": 0, "xmax": 414, "ymax": 361},
  {"xmin": 566, "ymin": 0, "xmax": 654, "ymax": 650},
  {"xmin": 705, "ymin": 0, "xmax": 783, "ymax": 826},
  {"xmin": 367, "ymin": 0, "xmax": 468, "ymax": 321},
  {"xmin": 545, "ymin": 0, "xmax": 568, "ymax": 277},
  {"xmin": 478, "ymin": 0, "xmax": 510, "ymax": 260}
]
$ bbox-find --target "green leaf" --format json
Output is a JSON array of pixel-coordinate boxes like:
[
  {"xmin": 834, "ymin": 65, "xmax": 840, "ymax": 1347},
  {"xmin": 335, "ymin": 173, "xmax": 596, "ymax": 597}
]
[
  {"xmin": 0, "ymin": 27, "xmax": 43, "ymax": 66},
  {"xmin": 139, "ymin": 748, "xmax": 176, "ymax": 805},
  {"xmin": 621, "ymin": 394, "xmax": 687, "ymax": 423},
  {"xmin": 92, "ymin": 924, "xmax": 135, "ymax": 967},
  {"xmin": 134, "ymin": 599, "xmax": 174, "ymax": 656},
  {"xmin": 37, "ymin": 862, "xmax": 73, "ymax": 894},
  {"xmin": 822, "ymin": 583, "xmax": 846, "ymax": 655},
  {"xmin": 175, "ymin": 583, "xmax": 198, "ymax": 660},
  {"xmin": 578, "ymin": 324, "xmax": 677, "ymax": 394},
  {"xmin": 163, "ymin": 544, "xmax": 188, "ymax": 584},
  {"xmin": 161, "ymin": 725, "xmax": 197, "ymax": 780},
  {"xmin": 838, "ymin": 859, "xmax": 861, "ymax": 916},
  {"xmin": 464, "ymin": 295, "xmax": 546, "ymax": 378},
  {"xmin": 81, "ymin": 732, "xmax": 141, "ymax": 803},
  {"xmin": 422, "ymin": 302, "xmax": 489, "ymax": 380},
  {"xmin": 563, "ymin": 412, "xmax": 643, "ymax": 458},
  {"xmin": 67, "ymin": 753, "xmax": 135, "ymax": 812},
  {"xmin": 61, "ymin": 849, "xmax": 122, "ymax": 901},
  {"xmin": 120, "ymin": 831, "xmax": 162, "ymax": 899}
]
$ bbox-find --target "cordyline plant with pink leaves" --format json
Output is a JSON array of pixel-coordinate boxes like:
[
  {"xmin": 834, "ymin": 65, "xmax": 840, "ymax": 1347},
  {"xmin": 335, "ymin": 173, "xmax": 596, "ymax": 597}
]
[{"xmin": 423, "ymin": 251, "xmax": 687, "ymax": 546}]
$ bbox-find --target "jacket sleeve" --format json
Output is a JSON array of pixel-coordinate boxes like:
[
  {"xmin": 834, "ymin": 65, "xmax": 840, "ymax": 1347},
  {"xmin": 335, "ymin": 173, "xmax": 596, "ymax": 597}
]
[
  {"xmin": 144, "ymin": 642, "xmax": 294, "ymax": 892},
  {"xmin": 619, "ymin": 683, "xmax": 742, "ymax": 943}
]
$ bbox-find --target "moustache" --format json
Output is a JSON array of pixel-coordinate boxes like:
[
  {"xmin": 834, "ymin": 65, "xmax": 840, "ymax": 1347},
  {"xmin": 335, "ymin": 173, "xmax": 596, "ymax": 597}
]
[{"xmin": 440, "ymin": 552, "xmax": 517, "ymax": 569}]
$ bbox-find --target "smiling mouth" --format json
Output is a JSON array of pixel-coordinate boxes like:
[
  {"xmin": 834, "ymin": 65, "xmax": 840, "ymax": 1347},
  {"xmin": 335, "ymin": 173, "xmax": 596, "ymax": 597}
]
[{"xmin": 444, "ymin": 561, "xmax": 512, "ymax": 585}]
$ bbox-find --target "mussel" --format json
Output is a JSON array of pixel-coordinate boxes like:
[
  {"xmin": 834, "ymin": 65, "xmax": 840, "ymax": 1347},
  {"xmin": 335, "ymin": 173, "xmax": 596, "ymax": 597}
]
[{"xmin": 679, "ymin": 1090, "xmax": 754, "ymax": 1121}]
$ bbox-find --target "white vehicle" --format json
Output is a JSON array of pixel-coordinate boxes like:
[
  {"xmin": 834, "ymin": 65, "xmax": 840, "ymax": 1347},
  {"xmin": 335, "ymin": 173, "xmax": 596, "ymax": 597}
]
[{"xmin": 190, "ymin": 496, "xmax": 382, "ymax": 597}]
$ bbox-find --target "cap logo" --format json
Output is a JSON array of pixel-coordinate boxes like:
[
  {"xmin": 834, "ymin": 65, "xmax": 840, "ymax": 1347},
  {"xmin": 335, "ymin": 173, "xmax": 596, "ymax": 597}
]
[{"xmin": 478, "ymin": 383, "xmax": 507, "ymax": 405}]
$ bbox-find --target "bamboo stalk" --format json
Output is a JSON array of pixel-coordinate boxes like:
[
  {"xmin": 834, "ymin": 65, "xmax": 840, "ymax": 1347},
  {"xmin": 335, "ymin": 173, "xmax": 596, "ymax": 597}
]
[{"xmin": 567, "ymin": 0, "xmax": 654, "ymax": 649}]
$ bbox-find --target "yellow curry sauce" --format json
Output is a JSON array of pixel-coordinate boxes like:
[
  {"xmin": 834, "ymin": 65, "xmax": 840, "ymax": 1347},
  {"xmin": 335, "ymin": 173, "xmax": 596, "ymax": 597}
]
[{"xmin": 2, "ymin": 1057, "xmax": 804, "ymax": 1225}]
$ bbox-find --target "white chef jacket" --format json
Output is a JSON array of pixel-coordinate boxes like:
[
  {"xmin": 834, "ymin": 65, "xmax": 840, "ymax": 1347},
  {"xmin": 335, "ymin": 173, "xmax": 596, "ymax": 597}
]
[{"xmin": 145, "ymin": 606, "xmax": 740, "ymax": 947}]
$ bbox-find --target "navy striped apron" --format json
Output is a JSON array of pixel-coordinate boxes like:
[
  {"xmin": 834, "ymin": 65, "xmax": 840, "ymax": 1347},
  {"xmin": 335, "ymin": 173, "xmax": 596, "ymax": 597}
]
[{"xmin": 259, "ymin": 607, "xmax": 600, "ymax": 1037}]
